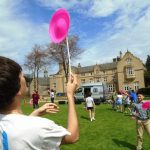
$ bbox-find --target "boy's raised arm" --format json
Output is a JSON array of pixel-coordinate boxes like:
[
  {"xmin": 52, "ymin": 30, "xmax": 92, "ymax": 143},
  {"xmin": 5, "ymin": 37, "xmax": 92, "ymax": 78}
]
[{"xmin": 62, "ymin": 74, "xmax": 79, "ymax": 144}]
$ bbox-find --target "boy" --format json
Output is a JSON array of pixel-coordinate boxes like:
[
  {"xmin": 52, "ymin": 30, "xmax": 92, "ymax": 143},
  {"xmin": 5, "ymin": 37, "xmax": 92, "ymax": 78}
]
[
  {"xmin": 0, "ymin": 56, "xmax": 79, "ymax": 150},
  {"xmin": 131, "ymin": 92, "xmax": 150, "ymax": 150}
]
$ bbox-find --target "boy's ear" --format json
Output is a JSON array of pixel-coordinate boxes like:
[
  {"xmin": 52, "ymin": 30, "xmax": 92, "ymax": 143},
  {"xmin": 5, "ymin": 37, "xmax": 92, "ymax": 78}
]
[{"xmin": 16, "ymin": 90, "xmax": 22, "ymax": 96}]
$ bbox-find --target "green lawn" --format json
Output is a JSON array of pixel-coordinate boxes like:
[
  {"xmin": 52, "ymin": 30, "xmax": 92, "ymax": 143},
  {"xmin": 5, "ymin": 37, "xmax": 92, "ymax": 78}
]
[
  {"xmin": 144, "ymin": 97, "xmax": 150, "ymax": 100},
  {"xmin": 22, "ymin": 103, "xmax": 150, "ymax": 150}
]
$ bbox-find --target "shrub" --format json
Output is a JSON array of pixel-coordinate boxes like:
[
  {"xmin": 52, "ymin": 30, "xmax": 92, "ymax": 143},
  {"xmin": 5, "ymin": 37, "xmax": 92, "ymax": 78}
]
[{"xmin": 137, "ymin": 88, "xmax": 150, "ymax": 96}]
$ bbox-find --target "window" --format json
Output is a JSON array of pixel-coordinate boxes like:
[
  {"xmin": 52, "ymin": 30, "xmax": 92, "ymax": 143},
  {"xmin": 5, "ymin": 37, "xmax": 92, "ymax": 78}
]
[
  {"xmin": 107, "ymin": 84, "xmax": 114, "ymax": 92},
  {"xmin": 89, "ymin": 78, "xmax": 93, "ymax": 83},
  {"xmin": 75, "ymin": 88, "xmax": 82, "ymax": 93},
  {"xmin": 126, "ymin": 58, "xmax": 132, "ymax": 64},
  {"xmin": 100, "ymin": 78, "xmax": 104, "ymax": 82},
  {"xmin": 95, "ymin": 78, "xmax": 100, "ymax": 82},
  {"xmin": 96, "ymin": 70, "xmax": 99, "ymax": 74},
  {"xmin": 134, "ymin": 82, "xmax": 139, "ymax": 91},
  {"xmin": 124, "ymin": 84, "xmax": 129, "ymax": 91},
  {"xmin": 126, "ymin": 67, "xmax": 134, "ymax": 75},
  {"xmin": 112, "ymin": 76, "xmax": 116, "ymax": 81},
  {"xmin": 104, "ymin": 77, "xmax": 107, "ymax": 82},
  {"xmin": 81, "ymin": 79, "xmax": 85, "ymax": 83},
  {"xmin": 112, "ymin": 70, "xmax": 116, "ymax": 73},
  {"xmin": 81, "ymin": 73, "xmax": 85, "ymax": 76},
  {"xmin": 53, "ymin": 83, "xmax": 56, "ymax": 88},
  {"xmin": 93, "ymin": 88, "xmax": 98, "ymax": 93}
]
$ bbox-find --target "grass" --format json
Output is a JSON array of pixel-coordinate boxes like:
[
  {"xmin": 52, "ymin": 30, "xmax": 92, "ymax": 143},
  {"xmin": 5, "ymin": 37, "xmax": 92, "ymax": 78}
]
[
  {"xmin": 22, "ymin": 102, "xmax": 150, "ymax": 150},
  {"xmin": 144, "ymin": 97, "xmax": 150, "ymax": 100}
]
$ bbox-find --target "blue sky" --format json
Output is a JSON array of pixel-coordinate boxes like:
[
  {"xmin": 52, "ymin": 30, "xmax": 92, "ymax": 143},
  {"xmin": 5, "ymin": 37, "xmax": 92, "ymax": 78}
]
[{"xmin": 0, "ymin": 0, "xmax": 150, "ymax": 74}]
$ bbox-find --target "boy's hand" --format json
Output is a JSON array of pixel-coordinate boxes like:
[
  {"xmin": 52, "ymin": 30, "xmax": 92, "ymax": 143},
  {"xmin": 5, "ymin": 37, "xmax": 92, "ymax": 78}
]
[
  {"xmin": 131, "ymin": 116, "xmax": 136, "ymax": 120},
  {"xmin": 30, "ymin": 103, "xmax": 59, "ymax": 116},
  {"xmin": 67, "ymin": 74, "xmax": 78, "ymax": 99}
]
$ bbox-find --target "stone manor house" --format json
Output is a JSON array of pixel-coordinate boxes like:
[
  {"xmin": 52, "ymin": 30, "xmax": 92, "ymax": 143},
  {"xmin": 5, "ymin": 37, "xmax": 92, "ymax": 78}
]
[{"xmin": 49, "ymin": 51, "xmax": 145, "ymax": 94}]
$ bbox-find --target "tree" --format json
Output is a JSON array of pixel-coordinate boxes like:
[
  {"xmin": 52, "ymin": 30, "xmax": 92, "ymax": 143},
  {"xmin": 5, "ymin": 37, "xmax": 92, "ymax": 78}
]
[
  {"xmin": 144, "ymin": 55, "xmax": 150, "ymax": 87},
  {"xmin": 47, "ymin": 35, "xmax": 83, "ymax": 82},
  {"xmin": 145, "ymin": 55, "xmax": 150, "ymax": 71},
  {"xmin": 24, "ymin": 44, "xmax": 47, "ymax": 91},
  {"xmin": 24, "ymin": 74, "xmax": 33, "ymax": 96}
]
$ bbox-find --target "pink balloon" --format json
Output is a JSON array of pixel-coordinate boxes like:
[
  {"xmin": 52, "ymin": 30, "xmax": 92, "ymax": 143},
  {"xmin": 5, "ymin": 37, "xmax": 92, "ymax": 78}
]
[
  {"xmin": 142, "ymin": 101, "xmax": 150, "ymax": 110},
  {"xmin": 49, "ymin": 8, "xmax": 70, "ymax": 43}
]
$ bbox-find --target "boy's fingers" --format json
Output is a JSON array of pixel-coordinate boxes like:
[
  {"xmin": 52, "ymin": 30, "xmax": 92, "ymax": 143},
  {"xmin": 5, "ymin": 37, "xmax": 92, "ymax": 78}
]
[
  {"xmin": 73, "ymin": 74, "xmax": 77, "ymax": 84},
  {"xmin": 46, "ymin": 111, "xmax": 57, "ymax": 114},
  {"xmin": 46, "ymin": 109, "xmax": 59, "ymax": 113},
  {"xmin": 45, "ymin": 103, "xmax": 59, "ymax": 108},
  {"xmin": 46, "ymin": 108, "xmax": 59, "ymax": 112}
]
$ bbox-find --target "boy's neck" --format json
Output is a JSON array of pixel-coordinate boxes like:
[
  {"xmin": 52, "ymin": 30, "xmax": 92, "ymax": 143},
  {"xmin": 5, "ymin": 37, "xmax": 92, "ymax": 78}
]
[
  {"xmin": 0, "ymin": 99, "xmax": 22, "ymax": 114},
  {"xmin": 138, "ymin": 100, "xmax": 143, "ymax": 103},
  {"xmin": 0, "ymin": 107, "xmax": 22, "ymax": 115}
]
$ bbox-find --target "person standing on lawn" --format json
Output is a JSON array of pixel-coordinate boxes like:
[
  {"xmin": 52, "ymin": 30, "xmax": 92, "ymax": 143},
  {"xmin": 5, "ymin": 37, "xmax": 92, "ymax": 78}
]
[
  {"xmin": 111, "ymin": 90, "xmax": 117, "ymax": 110},
  {"xmin": 116, "ymin": 91, "xmax": 123, "ymax": 112},
  {"xmin": 85, "ymin": 92, "xmax": 95, "ymax": 122},
  {"xmin": 50, "ymin": 89, "xmax": 55, "ymax": 103},
  {"xmin": 32, "ymin": 90, "xmax": 40, "ymax": 109},
  {"xmin": 131, "ymin": 92, "xmax": 150, "ymax": 150},
  {"xmin": 123, "ymin": 91, "xmax": 131, "ymax": 114},
  {"xmin": 0, "ymin": 56, "xmax": 79, "ymax": 150}
]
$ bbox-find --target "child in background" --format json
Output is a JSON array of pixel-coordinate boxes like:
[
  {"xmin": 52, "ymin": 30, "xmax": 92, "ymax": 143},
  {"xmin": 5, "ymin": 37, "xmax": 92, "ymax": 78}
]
[
  {"xmin": 85, "ymin": 92, "xmax": 95, "ymax": 122},
  {"xmin": 50, "ymin": 89, "xmax": 55, "ymax": 103},
  {"xmin": 116, "ymin": 91, "xmax": 123, "ymax": 112},
  {"xmin": 123, "ymin": 91, "xmax": 131, "ymax": 114},
  {"xmin": 32, "ymin": 90, "xmax": 40, "ymax": 109},
  {"xmin": 111, "ymin": 90, "xmax": 117, "ymax": 110}
]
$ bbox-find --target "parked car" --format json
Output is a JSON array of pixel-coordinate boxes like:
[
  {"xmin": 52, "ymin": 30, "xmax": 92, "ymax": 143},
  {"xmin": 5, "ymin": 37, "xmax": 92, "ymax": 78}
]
[
  {"xmin": 74, "ymin": 82, "xmax": 108, "ymax": 105},
  {"xmin": 56, "ymin": 93, "xmax": 66, "ymax": 97}
]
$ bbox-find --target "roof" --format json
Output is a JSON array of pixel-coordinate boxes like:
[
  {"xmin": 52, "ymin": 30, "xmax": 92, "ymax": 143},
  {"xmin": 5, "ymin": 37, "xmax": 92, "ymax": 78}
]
[
  {"xmin": 50, "ymin": 57, "xmax": 119, "ymax": 76},
  {"xmin": 71, "ymin": 62, "xmax": 117, "ymax": 74},
  {"xmin": 77, "ymin": 65, "xmax": 94, "ymax": 73},
  {"xmin": 100, "ymin": 62, "xmax": 117, "ymax": 70}
]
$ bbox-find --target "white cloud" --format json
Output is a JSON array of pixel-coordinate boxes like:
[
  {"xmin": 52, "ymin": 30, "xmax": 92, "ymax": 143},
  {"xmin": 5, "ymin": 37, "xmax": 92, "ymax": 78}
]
[
  {"xmin": 72, "ymin": 0, "xmax": 150, "ymax": 66},
  {"xmin": 87, "ymin": 0, "xmax": 150, "ymax": 18},
  {"xmin": 87, "ymin": 0, "xmax": 120, "ymax": 17},
  {"xmin": 0, "ymin": 0, "xmax": 50, "ymax": 64},
  {"xmin": 0, "ymin": 0, "xmax": 150, "ymax": 71},
  {"xmin": 36, "ymin": 0, "xmax": 90, "ymax": 10}
]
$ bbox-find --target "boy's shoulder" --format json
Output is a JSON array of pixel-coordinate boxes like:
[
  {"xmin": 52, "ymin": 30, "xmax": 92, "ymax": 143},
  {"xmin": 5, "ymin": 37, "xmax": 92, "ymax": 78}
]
[{"xmin": 1, "ymin": 114, "xmax": 54, "ymax": 125}]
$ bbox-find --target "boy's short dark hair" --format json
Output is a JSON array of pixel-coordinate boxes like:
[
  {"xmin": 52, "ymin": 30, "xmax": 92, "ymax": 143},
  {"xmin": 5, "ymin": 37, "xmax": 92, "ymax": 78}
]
[
  {"xmin": 136, "ymin": 91, "xmax": 144, "ymax": 96},
  {"xmin": 0, "ymin": 56, "xmax": 22, "ymax": 110}
]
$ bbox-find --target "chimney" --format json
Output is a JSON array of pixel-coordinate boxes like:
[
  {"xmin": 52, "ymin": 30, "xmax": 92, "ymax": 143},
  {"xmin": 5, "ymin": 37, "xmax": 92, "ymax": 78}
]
[
  {"xmin": 120, "ymin": 51, "xmax": 122, "ymax": 59},
  {"xmin": 78, "ymin": 63, "xmax": 81, "ymax": 68},
  {"xmin": 113, "ymin": 58, "xmax": 117, "ymax": 62},
  {"xmin": 117, "ymin": 56, "xmax": 120, "ymax": 61}
]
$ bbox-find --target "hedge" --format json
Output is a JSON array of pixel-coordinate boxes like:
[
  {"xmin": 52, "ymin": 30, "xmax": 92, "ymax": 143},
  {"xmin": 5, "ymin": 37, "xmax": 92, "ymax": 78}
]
[{"xmin": 137, "ymin": 88, "xmax": 150, "ymax": 95}]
